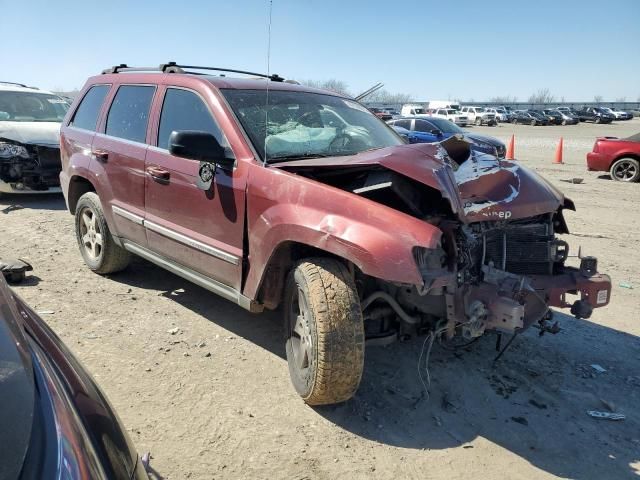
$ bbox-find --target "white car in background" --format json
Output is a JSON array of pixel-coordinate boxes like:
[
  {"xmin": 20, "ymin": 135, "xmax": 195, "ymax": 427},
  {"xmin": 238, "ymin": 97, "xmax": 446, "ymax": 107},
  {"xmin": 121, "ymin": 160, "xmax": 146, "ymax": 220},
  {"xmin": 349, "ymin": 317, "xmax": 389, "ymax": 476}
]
[
  {"xmin": 485, "ymin": 107, "xmax": 508, "ymax": 122},
  {"xmin": 429, "ymin": 108, "xmax": 469, "ymax": 126},
  {"xmin": 0, "ymin": 82, "xmax": 69, "ymax": 193},
  {"xmin": 400, "ymin": 104, "xmax": 433, "ymax": 117}
]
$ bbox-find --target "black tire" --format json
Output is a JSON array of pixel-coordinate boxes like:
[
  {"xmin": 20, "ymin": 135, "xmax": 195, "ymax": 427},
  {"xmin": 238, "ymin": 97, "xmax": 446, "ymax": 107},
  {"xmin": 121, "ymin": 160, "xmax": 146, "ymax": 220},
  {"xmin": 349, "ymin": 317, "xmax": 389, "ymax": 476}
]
[
  {"xmin": 475, "ymin": 117, "xmax": 482, "ymax": 126},
  {"xmin": 610, "ymin": 158, "xmax": 640, "ymax": 182},
  {"xmin": 595, "ymin": 117, "xmax": 601, "ymax": 124},
  {"xmin": 562, "ymin": 119, "xmax": 567, "ymax": 126},
  {"xmin": 511, "ymin": 118, "xmax": 517, "ymax": 124},
  {"xmin": 75, "ymin": 192, "xmax": 130, "ymax": 274},
  {"xmin": 531, "ymin": 119, "xmax": 536, "ymax": 126},
  {"xmin": 284, "ymin": 258, "xmax": 364, "ymax": 406}
]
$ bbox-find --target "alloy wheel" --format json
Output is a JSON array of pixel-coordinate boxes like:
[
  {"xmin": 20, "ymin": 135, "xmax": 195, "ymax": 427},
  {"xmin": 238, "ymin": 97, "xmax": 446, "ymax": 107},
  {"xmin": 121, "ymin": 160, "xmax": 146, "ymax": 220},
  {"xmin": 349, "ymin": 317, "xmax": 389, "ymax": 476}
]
[
  {"xmin": 288, "ymin": 287, "xmax": 314, "ymax": 373},
  {"xmin": 79, "ymin": 207, "xmax": 103, "ymax": 260},
  {"xmin": 613, "ymin": 160, "xmax": 638, "ymax": 181}
]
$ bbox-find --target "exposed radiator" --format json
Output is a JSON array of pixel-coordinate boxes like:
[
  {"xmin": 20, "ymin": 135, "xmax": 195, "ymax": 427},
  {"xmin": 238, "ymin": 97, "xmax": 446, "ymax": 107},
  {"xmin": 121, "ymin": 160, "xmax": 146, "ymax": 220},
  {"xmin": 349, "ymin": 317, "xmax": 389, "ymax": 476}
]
[{"xmin": 483, "ymin": 222, "xmax": 554, "ymax": 275}]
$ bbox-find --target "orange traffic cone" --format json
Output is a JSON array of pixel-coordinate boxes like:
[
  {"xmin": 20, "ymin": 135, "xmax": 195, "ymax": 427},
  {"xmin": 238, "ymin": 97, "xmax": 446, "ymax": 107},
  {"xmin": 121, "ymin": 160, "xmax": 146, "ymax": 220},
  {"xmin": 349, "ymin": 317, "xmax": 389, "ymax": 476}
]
[
  {"xmin": 506, "ymin": 135, "xmax": 515, "ymax": 160},
  {"xmin": 554, "ymin": 137, "xmax": 564, "ymax": 164}
]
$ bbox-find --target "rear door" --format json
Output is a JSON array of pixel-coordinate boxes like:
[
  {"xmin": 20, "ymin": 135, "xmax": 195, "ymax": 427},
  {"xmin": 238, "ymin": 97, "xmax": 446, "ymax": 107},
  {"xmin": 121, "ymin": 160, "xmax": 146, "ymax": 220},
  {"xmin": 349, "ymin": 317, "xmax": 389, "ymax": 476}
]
[
  {"xmin": 91, "ymin": 85, "xmax": 156, "ymax": 246},
  {"xmin": 62, "ymin": 84, "xmax": 111, "ymax": 192},
  {"xmin": 144, "ymin": 86, "xmax": 246, "ymax": 290}
]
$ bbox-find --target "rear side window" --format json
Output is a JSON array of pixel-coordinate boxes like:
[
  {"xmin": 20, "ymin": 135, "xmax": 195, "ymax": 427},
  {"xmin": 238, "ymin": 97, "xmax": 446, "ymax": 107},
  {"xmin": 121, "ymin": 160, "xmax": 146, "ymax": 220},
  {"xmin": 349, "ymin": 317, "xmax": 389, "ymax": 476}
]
[
  {"xmin": 157, "ymin": 88, "xmax": 224, "ymax": 150},
  {"xmin": 71, "ymin": 85, "xmax": 109, "ymax": 131},
  {"xmin": 105, "ymin": 85, "xmax": 155, "ymax": 143},
  {"xmin": 394, "ymin": 119, "xmax": 412, "ymax": 130}
]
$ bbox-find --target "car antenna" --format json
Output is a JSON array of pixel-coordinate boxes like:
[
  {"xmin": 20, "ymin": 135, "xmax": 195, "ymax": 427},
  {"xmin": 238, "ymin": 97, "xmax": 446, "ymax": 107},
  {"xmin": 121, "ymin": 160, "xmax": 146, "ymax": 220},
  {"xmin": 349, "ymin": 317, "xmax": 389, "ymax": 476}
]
[
  {"xmin": 263, "ymin": 0, "xmax": 274, "ymax": 166},
  {"xmin": 355, "ymin": 83, "xmax": 384, "ymax": 102}
]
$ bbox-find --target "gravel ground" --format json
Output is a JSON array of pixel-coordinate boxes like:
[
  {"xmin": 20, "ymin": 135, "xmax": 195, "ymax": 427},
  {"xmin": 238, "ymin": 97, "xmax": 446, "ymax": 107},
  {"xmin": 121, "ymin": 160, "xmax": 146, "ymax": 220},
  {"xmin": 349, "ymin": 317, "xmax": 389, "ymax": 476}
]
[{"xmin": 1, "ymin": 119, "xmax": 639, "ymax": 480}]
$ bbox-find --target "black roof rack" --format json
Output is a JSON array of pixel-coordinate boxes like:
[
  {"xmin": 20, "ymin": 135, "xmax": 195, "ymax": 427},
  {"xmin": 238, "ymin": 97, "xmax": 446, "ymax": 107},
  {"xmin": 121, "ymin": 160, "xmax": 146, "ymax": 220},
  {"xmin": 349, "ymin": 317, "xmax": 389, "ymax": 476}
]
[{"xmin": 101, "ymin": 62, "xmax": 284, "ymax": 82}]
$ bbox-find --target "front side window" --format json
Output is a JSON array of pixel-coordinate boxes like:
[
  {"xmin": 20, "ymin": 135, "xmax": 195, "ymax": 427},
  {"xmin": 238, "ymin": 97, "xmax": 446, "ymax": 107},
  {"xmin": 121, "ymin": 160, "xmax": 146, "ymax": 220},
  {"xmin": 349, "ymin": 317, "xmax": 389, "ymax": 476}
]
[
  {"xmin": 105, "ymin": 85, "xmax": 155, "ymax": 143},
  {"xmin": 71, "ymin": 85, "xmax": 109, "ymax": 130},
  {"xmin": 414, "ymin": 119, "xmax": 436, "ymax": 133},
  {"xmin": 221, "ymin": 89, "xmax": 403, "ymax": 161},
  {"xmin": 422, "ymin": 117, "xmax": 463, "ymax": 134},
  {"xmin": 158, "ymin": 88, "xmax": 225, "ymax": 150}
]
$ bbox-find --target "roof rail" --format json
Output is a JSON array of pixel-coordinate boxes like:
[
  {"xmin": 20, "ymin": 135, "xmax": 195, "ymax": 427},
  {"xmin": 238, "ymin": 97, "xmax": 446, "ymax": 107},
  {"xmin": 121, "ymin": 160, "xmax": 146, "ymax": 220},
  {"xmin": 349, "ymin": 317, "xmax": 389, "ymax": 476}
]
[
  {"xmin": 101, "ymin": 62, "xmax": 284, "ymax": 82},
  {"xmin": 0, "ymin": 81, "xmax": 37, "ymax": 89}
]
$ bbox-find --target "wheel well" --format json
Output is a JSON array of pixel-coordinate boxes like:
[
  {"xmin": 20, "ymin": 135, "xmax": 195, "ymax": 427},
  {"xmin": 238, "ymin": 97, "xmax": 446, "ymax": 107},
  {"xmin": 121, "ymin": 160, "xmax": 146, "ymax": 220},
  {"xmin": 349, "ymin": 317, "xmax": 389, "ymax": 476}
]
[
  {"xmin": 255, "ymin": 241, "xmax": 354, "ymax": 310},
  {"xmin": 67, "ymin": 176, "xmax": 96, "ymax": 214},
  {"xmin": 613, "ymin": 154, "xmax": 640, "ymax": 164}
]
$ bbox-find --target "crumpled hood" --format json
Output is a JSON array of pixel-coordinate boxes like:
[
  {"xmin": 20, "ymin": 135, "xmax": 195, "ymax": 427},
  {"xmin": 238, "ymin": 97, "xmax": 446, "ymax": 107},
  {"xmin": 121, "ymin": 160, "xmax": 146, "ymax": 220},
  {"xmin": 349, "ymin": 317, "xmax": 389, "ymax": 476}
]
[
  {"xmin": 274, "ymin": 140, "xmax": 566, "ymax": 223},
  {"xmin": 0, "ymin": 121, "xmax": 61, "ymax": 146}
]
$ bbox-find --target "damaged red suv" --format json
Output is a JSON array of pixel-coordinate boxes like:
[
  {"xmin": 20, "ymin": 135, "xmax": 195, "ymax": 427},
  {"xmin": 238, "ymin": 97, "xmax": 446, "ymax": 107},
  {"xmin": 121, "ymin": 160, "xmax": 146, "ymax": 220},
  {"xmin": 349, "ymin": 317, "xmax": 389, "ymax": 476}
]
[{"xmin": 60, "ymin": 63, "xmax": 612, "ymax": 405}]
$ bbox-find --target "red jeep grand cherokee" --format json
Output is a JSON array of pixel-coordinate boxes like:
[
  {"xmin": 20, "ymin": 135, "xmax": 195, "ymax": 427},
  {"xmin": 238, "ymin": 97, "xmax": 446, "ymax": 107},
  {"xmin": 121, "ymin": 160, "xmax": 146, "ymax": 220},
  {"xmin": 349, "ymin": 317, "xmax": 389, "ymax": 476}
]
[{"xmin": 60, "ymin": 63, "xmax": 611, "ymax": 405}]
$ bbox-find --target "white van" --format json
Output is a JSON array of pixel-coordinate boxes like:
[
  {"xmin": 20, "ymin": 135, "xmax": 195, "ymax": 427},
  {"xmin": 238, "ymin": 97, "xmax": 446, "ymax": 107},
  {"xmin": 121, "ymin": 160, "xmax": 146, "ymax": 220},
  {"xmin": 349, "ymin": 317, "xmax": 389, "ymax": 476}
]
[{"xmin": 400, "ymin": 104, "xmax": 429, "ymax": 117}]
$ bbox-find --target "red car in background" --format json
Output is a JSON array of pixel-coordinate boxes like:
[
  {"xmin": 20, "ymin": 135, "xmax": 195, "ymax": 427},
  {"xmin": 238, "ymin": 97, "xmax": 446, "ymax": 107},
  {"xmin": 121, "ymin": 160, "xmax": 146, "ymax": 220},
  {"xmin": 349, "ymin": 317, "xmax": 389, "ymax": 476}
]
[
  {"xmin": 369, "ymin": 107, "xmax": 393, "ymax": 121},
  {"xmin": 587, "ymin": 133, "xmax": 640, "ymax": 182}
]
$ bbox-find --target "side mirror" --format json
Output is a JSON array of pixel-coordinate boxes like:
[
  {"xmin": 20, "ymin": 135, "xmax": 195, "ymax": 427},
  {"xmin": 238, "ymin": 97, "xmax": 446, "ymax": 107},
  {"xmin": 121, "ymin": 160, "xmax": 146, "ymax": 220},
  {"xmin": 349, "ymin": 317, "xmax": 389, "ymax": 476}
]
[{"xmin": 169, "ymin": 130, "xmax": 235, "ymax": 171}]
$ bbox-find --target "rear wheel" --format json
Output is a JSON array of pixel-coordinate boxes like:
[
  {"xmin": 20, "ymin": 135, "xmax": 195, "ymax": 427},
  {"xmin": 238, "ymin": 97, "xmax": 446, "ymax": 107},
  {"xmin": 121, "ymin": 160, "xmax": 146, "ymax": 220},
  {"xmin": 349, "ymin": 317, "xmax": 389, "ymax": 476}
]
[
  {"xmin": 75, "ymin": 192, "xmax": 130, "ymax": 274},
  {"xmin": 610, "ymin": 158, "xmax": 640, "ymax": 182},
  {"xmin": 284, "ymin": 258, "xmax": 364, "ymax": 405}
]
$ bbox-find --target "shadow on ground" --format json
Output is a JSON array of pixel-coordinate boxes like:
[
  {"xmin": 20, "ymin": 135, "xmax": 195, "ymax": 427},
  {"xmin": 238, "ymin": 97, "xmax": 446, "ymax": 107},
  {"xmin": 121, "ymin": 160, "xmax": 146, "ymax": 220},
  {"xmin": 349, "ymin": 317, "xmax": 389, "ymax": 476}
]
[
  {"xmin": 109, "ymin": 258, "xmax": 640, "ymax": 480},
  {"xmin": 0, "ymin": 193, "xmax": 66, "ymax": 213}
]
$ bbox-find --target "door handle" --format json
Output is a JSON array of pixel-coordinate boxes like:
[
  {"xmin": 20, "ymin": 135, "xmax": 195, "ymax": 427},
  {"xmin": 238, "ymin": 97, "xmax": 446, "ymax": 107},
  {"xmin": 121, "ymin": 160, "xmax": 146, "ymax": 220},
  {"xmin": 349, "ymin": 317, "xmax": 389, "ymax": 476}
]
[
  {"xmin": 91, "ymin": 149, "xmax": 109, "ymax": 162},
  {"xmin": 146, "ymin": 166, "xmax": 170, "ymax": 184}
]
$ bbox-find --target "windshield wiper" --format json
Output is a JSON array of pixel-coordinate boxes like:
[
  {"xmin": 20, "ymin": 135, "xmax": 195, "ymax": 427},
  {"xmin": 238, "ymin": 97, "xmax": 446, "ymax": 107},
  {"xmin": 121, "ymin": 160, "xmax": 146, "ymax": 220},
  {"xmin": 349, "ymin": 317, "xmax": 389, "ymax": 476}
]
[{"xmin": 267, "ymin": 153, "xmax": 330, "ymax": 163}]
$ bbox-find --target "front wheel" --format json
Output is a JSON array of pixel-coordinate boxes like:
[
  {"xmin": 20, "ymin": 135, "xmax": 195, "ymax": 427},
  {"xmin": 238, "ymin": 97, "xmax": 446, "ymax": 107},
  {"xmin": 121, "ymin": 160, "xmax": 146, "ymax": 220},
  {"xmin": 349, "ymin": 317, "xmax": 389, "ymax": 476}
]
[
  {"xmin": 475, "ymin": 117, "xmax": 482, "ymax": 126},
  {"xmin": 75, "ymin": 192, "xmax": 130, "ymax": 274},
  {"xmin": 284, "ymin": 258, "xmax": 364, "ymax": 405},
  {"xmin": 531, "ymin": 119, "xmax": 537, "ymax": 126},
  {"xmin": 610, "ymin": 158, "xmax": 640, "ymax": 182},
  {"xmin": 595, "ymin": 117, "xmax": 601, "ymax": 124}
]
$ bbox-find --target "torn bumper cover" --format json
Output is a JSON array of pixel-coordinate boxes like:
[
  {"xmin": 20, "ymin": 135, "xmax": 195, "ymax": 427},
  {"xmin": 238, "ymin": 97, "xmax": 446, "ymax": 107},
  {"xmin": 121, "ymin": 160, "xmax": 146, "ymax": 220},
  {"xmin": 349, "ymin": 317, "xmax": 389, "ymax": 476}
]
[{"xmin": 0, "ymin": 139, "xmax": 62, "ymax": 193}]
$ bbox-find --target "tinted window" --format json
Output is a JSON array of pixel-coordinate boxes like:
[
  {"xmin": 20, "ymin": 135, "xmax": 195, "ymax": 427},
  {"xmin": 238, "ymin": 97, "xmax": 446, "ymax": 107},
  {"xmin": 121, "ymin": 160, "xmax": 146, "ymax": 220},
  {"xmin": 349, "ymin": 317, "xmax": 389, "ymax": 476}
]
[
  {"xmin": 71, "ymin": 85, "xmax": 109, "ymax": 131},
  {"xmin": 394, "ymin": 119, "xmax": 412, "ymax": 130},
  {"xmin": 414, "ymin": 119, "xmax": 436, "ymax": 133},
  {"xmin": 105, "ymin": 85, "xmax": 155, "ymax": 143},
  {"xmin": 158, "ymin": 88, "xmax": 224, "ymax": 150}
]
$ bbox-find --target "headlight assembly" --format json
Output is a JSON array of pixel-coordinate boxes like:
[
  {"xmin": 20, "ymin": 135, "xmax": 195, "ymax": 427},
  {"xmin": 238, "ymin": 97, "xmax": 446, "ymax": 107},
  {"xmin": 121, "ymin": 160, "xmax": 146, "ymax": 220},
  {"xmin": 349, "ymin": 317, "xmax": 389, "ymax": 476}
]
[{"xmin": 0, "ymin": 142, "xmax": 30, "ymax": 159}]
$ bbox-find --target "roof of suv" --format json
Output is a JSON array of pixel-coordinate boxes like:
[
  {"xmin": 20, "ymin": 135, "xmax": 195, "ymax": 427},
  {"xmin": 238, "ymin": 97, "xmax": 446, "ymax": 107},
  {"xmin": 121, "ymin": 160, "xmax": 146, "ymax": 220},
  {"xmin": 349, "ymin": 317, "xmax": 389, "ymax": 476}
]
[{"xmin": 90, "ymin": 72, "xmax": 347, "ymax": 97}]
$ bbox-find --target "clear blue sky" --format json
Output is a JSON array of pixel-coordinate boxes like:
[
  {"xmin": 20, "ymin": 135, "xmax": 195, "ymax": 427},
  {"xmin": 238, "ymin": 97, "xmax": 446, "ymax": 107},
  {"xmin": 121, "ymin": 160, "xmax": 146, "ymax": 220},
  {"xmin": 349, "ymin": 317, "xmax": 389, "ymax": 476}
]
[{"xmin": 2, "ymin": 0, "xmax": 639, "ymax": 101}]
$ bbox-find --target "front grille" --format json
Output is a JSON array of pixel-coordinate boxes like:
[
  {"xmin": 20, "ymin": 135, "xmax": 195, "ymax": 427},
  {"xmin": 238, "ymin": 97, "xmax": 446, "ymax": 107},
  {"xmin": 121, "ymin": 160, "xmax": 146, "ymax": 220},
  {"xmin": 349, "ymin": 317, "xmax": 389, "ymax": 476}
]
[{"xmin": 483, "ymin": 223, "xmax": 554, "ymax": 275}]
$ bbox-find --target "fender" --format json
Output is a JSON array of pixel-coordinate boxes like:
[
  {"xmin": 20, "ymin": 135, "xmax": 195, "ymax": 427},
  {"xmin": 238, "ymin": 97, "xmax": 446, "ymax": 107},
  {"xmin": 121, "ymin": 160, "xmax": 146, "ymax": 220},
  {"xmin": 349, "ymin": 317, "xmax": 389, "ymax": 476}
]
[{"xmin": 242, "ymin": 165, "xmax": 443, "ymax": 300}]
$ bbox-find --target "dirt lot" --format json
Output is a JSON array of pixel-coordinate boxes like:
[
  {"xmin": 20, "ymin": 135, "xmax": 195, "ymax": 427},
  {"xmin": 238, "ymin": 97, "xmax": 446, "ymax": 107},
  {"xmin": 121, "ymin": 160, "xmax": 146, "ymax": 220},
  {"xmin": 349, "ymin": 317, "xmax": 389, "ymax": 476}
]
[{"xmin": 2, "ymin": 119, "xmax": 639, "ymax": 480}]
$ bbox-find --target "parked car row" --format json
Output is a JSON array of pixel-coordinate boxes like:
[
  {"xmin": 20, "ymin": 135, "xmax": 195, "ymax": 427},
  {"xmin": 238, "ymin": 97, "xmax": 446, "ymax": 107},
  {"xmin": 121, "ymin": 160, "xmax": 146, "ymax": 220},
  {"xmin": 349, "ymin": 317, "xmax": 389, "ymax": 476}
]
[{"xmin": 379, "ymin": 101, "xmax": 636, "ymax": 127}]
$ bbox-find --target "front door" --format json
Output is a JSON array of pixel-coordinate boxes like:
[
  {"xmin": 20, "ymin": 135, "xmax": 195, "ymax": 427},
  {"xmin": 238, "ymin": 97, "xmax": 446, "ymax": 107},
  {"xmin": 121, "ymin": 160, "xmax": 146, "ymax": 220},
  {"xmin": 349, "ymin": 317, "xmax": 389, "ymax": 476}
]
[{"xmin": 144, "ymin": 87, "xmax": 246, "ymax": 290}]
